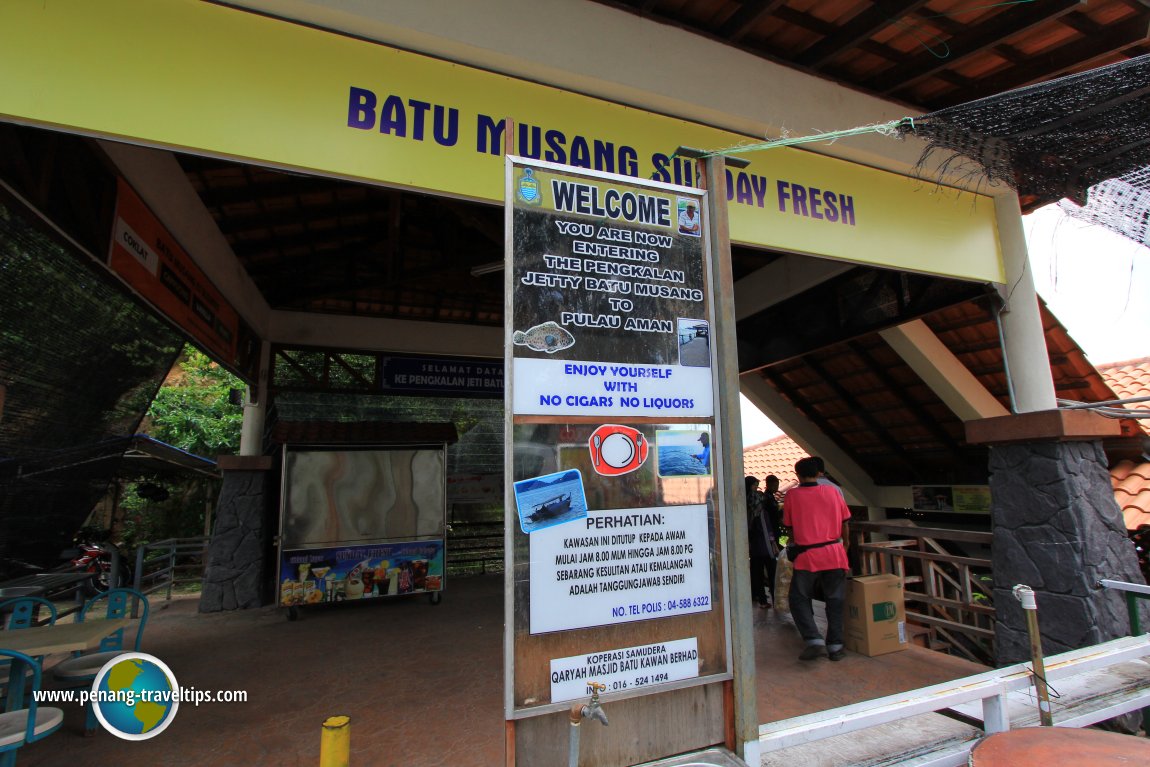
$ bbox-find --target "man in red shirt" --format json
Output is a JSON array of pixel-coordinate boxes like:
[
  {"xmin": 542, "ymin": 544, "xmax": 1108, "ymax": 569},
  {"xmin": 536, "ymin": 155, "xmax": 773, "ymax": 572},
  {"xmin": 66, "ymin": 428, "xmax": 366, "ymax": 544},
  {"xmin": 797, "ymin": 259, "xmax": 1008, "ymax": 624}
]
[{"xmin": 783, "ymin": 456, "xmax": 852, "ymax": 661}]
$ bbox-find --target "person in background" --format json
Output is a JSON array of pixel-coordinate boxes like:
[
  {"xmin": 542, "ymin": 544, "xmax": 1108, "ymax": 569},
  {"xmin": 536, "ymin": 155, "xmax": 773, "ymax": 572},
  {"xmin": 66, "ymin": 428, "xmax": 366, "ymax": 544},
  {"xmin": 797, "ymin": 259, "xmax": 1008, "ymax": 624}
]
[
  {"xmin": 810, "ymin": 456, "xmax": 845, "ymax": 497},
  {"xmin": 759, "ymin": 475, "xmax": 783, "ymax": 605},
  {"xmin": 762, "ymin": 474, "xmax": 782, "ymax": 540},
  {"xmin": 745, "ymin": 476, "xmax": 776, "ymax": 608},
  {"xmin": 784, "ymin": 456, "xmax": 851, "ymax": 661},
  {"xmin": 693, "ymin": 432, "xmax": 711, "ymax": 471}
]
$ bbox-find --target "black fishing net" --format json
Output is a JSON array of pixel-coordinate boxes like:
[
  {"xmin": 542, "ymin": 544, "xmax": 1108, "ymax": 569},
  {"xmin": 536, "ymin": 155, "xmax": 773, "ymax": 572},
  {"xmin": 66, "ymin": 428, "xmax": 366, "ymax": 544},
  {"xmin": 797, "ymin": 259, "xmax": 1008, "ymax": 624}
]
[
  {"xmin": 901, "ymin": 54, "xmax": 1150, "ymax": 227},
  {"xmin": 0, "ymin": 197, "xmax": 183, "ymax": 572}
]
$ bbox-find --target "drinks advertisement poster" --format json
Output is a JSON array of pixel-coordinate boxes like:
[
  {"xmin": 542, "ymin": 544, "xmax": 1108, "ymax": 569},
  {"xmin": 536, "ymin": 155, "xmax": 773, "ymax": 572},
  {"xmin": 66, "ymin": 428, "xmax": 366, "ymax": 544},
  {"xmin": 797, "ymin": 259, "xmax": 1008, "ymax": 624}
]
[
  {"xmin": 278, "ymin": 540, "xmax": 444, "ymax": 606},
  {"xmin": 505, "ymin": 157, "xmax": 729, "ymax": 715}
]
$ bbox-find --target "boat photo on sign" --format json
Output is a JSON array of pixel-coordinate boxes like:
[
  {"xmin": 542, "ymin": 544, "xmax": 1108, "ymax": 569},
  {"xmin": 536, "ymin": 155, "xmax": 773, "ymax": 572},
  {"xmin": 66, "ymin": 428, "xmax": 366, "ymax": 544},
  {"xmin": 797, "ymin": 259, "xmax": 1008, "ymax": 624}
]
[{"xmin": 513, "ymin": 469, "xmax": 589, "ymax": 534}]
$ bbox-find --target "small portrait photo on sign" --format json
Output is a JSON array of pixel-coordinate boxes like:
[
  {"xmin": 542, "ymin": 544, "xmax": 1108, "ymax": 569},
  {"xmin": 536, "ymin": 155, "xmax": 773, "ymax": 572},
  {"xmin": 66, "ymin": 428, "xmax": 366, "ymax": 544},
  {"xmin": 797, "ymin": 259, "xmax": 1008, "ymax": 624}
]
[
  {"xmin": 676, "ymin": 197, "xmax": 702, "ymax": 237},
  {"xmin": 514, "ymin": 469, "xmax": 589, "ymax": 534},
  {"xmin": 677, "ymin": 318, "xmax": 710, "ymax": 368},
  {"xmin": 656, "ymin": 428, "xmax": 712, "ymax": 477}
]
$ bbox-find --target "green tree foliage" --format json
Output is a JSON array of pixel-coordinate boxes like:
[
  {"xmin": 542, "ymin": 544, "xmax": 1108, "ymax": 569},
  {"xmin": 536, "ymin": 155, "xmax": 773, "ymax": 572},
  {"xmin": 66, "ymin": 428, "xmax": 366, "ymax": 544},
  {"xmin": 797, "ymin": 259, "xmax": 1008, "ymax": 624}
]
[{"xmin": 144, "ymin": 345, "xmax": 244, "ymax": 458}]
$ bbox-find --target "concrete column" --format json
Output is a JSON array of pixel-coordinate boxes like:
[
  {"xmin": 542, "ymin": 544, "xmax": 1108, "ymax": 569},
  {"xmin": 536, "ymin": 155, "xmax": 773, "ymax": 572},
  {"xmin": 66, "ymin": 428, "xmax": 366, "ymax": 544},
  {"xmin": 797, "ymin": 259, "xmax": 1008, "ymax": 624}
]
[
  {"xmin": 967, "ymin": 411, "xmax": 1149, "ymax": 664},
  {"xmin": 879, "ymin": 320, "xmax": 1008, "ymax": 422},
  {"xmin": 239, "ymin": 340, "xmax": 271, "ymax": 457},
  {"xmin": 993, "ymin": 193, "xmax": 1056, "ymax": 413}
]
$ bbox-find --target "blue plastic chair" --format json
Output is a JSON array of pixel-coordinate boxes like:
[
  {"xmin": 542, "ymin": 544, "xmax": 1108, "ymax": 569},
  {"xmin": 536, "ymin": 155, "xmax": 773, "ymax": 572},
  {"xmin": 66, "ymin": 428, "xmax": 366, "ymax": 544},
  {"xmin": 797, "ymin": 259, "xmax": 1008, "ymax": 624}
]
[
  {"xmin": 51, "ymin": 588, "xmax": 148, "ymax": 735},
  {"xmin": 0, "ymin": 650, "xmax": 63, "ymax": 767},
  {"xmin": 0, "ymin": 598, "xmax": 57, "ymax": 632},
  {"xmin": 0, "ymin": 599, "xmax": 58, "ymax": 704}
]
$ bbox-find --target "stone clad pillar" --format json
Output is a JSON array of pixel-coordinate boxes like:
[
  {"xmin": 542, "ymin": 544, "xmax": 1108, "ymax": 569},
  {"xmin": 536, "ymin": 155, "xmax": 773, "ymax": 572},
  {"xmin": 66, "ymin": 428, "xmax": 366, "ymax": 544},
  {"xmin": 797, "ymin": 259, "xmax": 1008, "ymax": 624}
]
[
  {"xmin": 967, "ymin": 411, "xmax": 1149, "ymax": 664},
  {"xmin": 200, "ymin": 455, "xmax": 273, "ymax": 612}
]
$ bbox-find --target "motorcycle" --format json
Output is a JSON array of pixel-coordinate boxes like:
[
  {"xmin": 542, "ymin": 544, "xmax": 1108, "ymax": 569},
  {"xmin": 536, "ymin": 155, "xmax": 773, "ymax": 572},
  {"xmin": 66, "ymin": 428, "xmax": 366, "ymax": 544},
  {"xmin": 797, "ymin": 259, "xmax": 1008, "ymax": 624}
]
[{"xmin": 56, "ymin": 528, "xmax": 132, "ymax": 595}]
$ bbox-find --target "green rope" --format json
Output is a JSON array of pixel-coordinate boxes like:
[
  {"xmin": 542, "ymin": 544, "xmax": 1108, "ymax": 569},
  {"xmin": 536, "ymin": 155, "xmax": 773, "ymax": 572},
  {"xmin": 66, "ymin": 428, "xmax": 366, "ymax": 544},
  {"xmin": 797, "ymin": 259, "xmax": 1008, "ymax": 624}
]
[{"xmin": 700, "ymin": 117, "xmax": 916, "ymax": 159}]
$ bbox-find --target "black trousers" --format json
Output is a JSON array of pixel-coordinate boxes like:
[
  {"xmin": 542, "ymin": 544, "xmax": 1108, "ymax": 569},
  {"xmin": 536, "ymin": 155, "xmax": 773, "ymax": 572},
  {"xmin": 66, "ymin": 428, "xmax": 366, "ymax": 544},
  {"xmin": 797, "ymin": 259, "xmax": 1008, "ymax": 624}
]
[
  {"xmin": 750, "ymin": 555, "xmax": 777, "ymax": 604},
  {"xmin": 788, "ymin": 568, "xmax": 848, "ymax": 649}
]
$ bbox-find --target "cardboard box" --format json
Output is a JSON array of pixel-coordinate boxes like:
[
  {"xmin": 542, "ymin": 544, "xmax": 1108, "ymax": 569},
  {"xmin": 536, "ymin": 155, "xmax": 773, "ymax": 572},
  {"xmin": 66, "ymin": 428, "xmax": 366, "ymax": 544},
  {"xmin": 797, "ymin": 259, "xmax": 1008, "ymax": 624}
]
[{"xmin": 844, "ymin": 574, "xmax": 908, "ymax": 657}]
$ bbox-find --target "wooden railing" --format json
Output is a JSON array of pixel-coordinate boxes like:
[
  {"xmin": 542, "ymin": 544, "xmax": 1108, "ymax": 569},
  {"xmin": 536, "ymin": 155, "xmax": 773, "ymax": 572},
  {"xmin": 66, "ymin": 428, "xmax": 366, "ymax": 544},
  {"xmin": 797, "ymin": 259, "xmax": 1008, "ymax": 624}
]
[{"xmin": 851, "ymin": 520, "xmax": 995, "ymax": 663}]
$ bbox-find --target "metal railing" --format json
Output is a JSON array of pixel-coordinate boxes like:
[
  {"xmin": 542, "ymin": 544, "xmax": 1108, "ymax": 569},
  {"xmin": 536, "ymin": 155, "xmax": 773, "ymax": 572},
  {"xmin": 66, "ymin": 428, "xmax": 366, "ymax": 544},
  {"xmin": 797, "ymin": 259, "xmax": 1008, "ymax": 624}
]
[
  {"xmin": 1099, "ymin": 578, "xmax": 1150, "ymax": 635},
  {"xmin": 851, "ymin": 520, "xmax": 995, "ymax": 663},
  {"xmin": 760, "ymin": 633, "xmax": 1150, "ymax": 764},
  {"xmin": 1098, "ymin": 577, "xmax": 1150, "ymax": 732},
  {"xmin": 131, "ymin": 536, "xmax": 209, "ymax": 615}
]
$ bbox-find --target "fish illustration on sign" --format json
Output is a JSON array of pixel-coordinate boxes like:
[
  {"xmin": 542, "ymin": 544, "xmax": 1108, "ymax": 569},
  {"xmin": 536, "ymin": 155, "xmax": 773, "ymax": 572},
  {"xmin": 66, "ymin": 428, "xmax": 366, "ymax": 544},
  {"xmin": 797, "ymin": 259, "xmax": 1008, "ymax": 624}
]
[{"xmin": 513, "ymin": 321, "xmax": 575, "ymax": 354}]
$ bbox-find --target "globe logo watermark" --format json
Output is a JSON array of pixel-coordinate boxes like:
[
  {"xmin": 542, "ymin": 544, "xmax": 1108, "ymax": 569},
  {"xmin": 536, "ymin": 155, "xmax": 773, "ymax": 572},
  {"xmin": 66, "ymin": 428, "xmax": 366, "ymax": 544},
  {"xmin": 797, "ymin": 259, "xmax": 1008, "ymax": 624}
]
[{"xmin": 89, "ymin": 652, "xmax": 181, "ymax": 740}]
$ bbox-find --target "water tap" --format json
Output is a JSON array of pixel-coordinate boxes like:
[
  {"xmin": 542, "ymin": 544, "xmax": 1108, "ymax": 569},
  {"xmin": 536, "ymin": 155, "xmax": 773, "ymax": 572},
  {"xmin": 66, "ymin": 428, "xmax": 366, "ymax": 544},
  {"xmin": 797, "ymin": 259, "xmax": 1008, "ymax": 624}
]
[
  {"xmin": 570, "ymin": 682, "xmax": 609, "ymax": 726},
  {"xmin": 1012, "ymin": 584, "xmax": 1037, "ymax": 610}
]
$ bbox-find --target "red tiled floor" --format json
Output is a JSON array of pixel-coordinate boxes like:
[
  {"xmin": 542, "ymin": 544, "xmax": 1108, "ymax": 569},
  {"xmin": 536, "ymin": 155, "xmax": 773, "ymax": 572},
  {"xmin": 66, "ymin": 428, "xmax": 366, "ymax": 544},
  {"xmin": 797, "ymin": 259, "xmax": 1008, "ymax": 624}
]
[
  {"xmin": 19, "ymin": 579, "xmax": 505, "ymax": 767},
  {"xmin": 15, "ymin": 576, "xmax": 985, "ymax": 766}
]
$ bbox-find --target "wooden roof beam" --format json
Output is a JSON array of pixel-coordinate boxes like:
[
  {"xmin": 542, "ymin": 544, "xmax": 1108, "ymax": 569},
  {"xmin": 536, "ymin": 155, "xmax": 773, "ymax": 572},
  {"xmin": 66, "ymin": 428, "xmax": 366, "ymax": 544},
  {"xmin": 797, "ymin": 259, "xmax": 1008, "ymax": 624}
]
[
  {"xmin": 799, "ymin": 0, "xmax": 932, "ymax": 69},
  {"xmin": 741, "ymin": 373, "xmax": 882, "ymax": 506},
  {"xmin": 847, "ymin": 340, "xmax": 967, "ymax": 460},
  {"xmin": 802, "ymin": 356, "xmax": 920, "ymax": 472},
  {"xmin": 189, "ymin": 176, "xmax": 351, "ymax": 209},
  {"xmin": 869, "ymin": 0, "xmax": 1084, "ymax": 95},
  {"xmin": 956, "ymin": 12, "xmax": 1150, "ymax": 102},
  {"xmin": 716, "ymin": 0, "xmax": 785, "ymax": 43},
  {"xmin": 215, "ymin": 199, "xmax": 391, "ymax": 237}
]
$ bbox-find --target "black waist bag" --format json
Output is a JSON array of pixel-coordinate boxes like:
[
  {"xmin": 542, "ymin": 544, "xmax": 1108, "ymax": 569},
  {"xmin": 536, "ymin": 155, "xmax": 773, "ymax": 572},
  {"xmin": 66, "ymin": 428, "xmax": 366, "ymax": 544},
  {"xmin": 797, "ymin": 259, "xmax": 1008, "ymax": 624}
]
[{"xmin": 786, "ymin": 538, "xmax": 841, "ymax": 562}]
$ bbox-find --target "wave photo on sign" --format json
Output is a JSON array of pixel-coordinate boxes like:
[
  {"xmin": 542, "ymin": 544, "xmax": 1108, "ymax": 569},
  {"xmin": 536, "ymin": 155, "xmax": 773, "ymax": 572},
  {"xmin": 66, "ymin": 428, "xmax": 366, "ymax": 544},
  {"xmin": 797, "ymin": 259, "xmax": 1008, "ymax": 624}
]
[
  {"xmin": 514, "ymin": 469, "xmax": 589, "ymax": 534},
  {"xmin": 656, "ymin": 429, "xmax": 711, "ymax": 477}
]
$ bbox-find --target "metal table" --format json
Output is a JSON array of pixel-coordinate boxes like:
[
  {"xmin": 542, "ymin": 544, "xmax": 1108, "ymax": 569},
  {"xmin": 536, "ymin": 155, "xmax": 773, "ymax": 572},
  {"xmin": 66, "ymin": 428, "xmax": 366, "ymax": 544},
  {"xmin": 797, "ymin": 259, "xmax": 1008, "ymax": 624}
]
[
  {"xmin": 1, "ymin": 617, "xmax": 133, "ymax": 713},
  {"xmin": 0, "ymin": 572, "xmax": 94, "ymax": 594}
]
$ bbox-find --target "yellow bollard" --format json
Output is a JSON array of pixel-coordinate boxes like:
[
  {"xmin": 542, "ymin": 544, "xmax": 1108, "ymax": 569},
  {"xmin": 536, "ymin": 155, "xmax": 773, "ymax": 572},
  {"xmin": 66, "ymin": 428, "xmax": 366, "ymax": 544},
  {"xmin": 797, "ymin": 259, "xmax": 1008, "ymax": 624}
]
[{"xmin": 320, "ymin": 715, "xmax": 351, "ymax": 767}]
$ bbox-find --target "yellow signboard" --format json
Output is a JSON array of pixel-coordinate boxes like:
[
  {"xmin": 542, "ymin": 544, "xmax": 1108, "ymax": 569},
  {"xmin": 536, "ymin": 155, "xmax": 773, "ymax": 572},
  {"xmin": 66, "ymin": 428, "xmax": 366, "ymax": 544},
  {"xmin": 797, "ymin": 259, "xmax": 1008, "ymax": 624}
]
[{"xmin": 0, "ymin": 0, "xmax": 1003, "ymax": 283}]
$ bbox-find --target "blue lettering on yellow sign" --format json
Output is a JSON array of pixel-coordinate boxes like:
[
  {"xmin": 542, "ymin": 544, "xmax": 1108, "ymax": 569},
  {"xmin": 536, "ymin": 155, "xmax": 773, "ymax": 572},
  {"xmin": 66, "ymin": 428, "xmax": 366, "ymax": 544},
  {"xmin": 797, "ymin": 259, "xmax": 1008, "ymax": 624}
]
[
  {"xmin": 345, "ymin": 87, "xmax": 858, "ymax": 226},
  {"xmin": 346, "ymin": 86, "xmax": 459, "ymax": 146},
  {"xmin": 777, "ymin": 181, "xmax": 855, "ymax": 225}
]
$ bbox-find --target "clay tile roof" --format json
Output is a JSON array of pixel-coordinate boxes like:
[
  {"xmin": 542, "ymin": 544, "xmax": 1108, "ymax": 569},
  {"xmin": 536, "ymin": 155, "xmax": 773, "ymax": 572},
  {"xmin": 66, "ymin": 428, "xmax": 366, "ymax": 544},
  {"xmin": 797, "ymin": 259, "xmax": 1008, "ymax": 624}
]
[
  {"xmin": 743, "ymin": 435, "xmax": 808, "ymax": 489},
  {"xmin": 1098, "ymin": 359, "xmax": 1150, "ymax": 530},
  {"xmin": 1099, "ymin": 357, "xmax": 1150, "ymax": 398},
  {"xmin": 1112, "ymin": 458, "xmax": 1150, "ymax": 531},
  {"xmin": 1098, "ymin": 358, "xmax": 1150, "ymax": 433}
]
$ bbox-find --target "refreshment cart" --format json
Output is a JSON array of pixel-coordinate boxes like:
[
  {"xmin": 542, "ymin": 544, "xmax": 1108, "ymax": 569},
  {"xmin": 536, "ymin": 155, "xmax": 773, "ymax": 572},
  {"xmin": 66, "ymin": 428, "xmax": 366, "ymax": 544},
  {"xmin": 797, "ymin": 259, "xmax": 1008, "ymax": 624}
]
[{"xmin": 275, "ymin": 443, "xmax": 447, "ymax": 619}]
